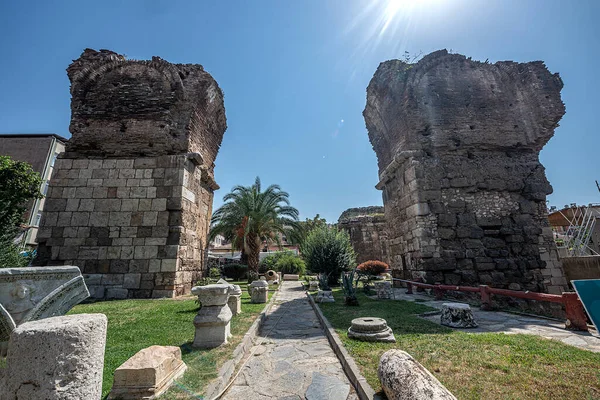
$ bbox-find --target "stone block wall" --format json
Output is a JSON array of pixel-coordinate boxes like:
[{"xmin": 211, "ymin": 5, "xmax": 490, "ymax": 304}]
[
  {"xmin": 338, "ymin": 207, "xmax": 390, "ymax": 265},
  {"xmin": 33, "ymin": 49, "xmax": 226, "ymax": 299},
  {"xmin": 34, "ymin": 154, "xmax": 217, "ymax": 299},
  {"xmin": 364, "ymin": 50, "xmax": 568, "ymax": 294}
]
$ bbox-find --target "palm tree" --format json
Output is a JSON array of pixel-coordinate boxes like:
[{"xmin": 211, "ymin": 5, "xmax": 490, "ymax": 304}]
[{"xmin": 209, "ymin": 177, "xmax": 300, "ymax": 274}]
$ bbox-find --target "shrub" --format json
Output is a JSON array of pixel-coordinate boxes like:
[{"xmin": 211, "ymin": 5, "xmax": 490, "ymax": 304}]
[
  {"xmin": 209, "ymin": 267, "xmax": 221, "ymax": 280},
  {"xmin": 300, "ymin": 225, "xmax": 355, "ymax": 285},
  {"xmin": 275, "ymin": 254, "xmax": 306, "ymax": 276},
  {"xmin": 356, "ymin": 260, "xmax": 389, "ymax": 276},
  {"xmin": 259, "ymin": 251, "xmax": 295, "ymax": 272},
  {"xmin": 222, "ymin": 264, "xmax": 248, "ymax": 280},
  {"xmin": 341, "ymin": 269, "xmax": 359, "ymax": 306}
]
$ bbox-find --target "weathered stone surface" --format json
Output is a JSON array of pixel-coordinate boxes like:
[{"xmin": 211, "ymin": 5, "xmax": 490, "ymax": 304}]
[
  {"xmin": 364, "ymin": 50, "xmax": 568, "ymax": 295},
  {"xmin": 378, "ymin": 349, "xmax": 456, "ymax": 400},
  {"xmin": 33, "ymin": 49, "xmax": 227, "ymax": 299},
  {"xmin": 0, "ymin": 266, "xmax": 89, "ymax": 345},
  {"xmin": 192, "ymin": 284, "xmax": 232, "ymax": 348},
  {"xmin": 109, "ymin": 345, "xmax": 187, "ymax": 400},
  {"xmin": 440, "ymin": 302, "xmax": 478, "ymax": 328},
  {"xmin": 2, "ymin": 314, "xmax": 107, "ymax": 400},
  {"xmin": 315, "ymin": 290, "xmax": 335, "ymax": 303},
  {"xmin": 338, "ymin": 206, "xmax": 390, "ymax": 265},
  {"xmin": 283, "ymin": 274, "xmax": 300, "ymax": 281},
  {"xmin": 305, "ymin": 372, "xmax": 350, "ymax": 400},
  {"xmin": 374, "ymin": 281, "xmax": 393, "ymax": 299},
  {"xmin": 249, "ymin": 280, "xmax": 269, "ymax": 303},
  {"xmin": 347, "ymin": 317, "xmax": 396, "ymax": 343}
]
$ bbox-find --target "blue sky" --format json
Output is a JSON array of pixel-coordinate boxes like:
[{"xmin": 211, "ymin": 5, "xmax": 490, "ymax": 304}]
[{"xmin": 0, "ymin": 0, "xmax": 598, "ymax": 222}]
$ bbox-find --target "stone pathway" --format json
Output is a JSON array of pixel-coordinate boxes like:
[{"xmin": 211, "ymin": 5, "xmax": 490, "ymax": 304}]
[
  {"xmin": 222, "ymin": 281, "xmax": 357, "ymax": 400},
  {"xmin": 389, "ymin": 287, "xmax": 600, "ymax": 353}
]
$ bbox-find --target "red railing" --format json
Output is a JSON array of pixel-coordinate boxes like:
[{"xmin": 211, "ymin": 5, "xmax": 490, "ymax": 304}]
[{"xmin": 392, "ymin": 279, "xmax": 589, "ymax": 331}]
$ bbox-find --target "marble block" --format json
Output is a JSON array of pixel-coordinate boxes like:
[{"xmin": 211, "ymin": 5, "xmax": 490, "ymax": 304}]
[
  {"xmin": 248, "ymin": 280, "xmax": 269, "ymax": 304},
  {"xmin": 0, "ymin": 266, "xmax": 89, "ymax": 346},
  {"xmin": 192, "ymin": 284, "xmax": 232, "ymax": 348},
  {"xmin": 3, "ymin": 314, "xmax": 107, "ymax": 400},
  {"xmin": 109, "ymin": 345, "xmax": 187, "ymax": 399}
]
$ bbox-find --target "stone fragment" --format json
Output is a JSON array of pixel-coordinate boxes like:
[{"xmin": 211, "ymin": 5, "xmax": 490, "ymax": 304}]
[
  {"xmin": 228, "ymin": 284, "xmax": 242, "ymax": 316},
  {"xmin": 248, "ymin": 280, "xmax": 269, "ymax": 304},
  {"xmin": 308, "ymin": 280, "xmax": 319, "ymax": 291},
  {"xmin": 108, "ymin": 345, "xmax": 187, "ymax": 400},
  {"xmin": 374, "ymin": 281, "xmax": 393, "ymax": 299},
  {"xmin": 440, "ymin": 302, "xmax": 478, "ymax": 328},
  {"xmin": 0, "ymin": 266, "xmax": 89, "ymax": 345},
  {"xmin": 192, "ymin": 284, "xmax": 232, "ymax": 348},
  {"xmin": 315, "ymin": 290, "xmax": 335, "ymax": 303},
  {"xmin": 283, "ymin": 274, "xmax": 299, "ymax": 281},
  {"xmin": 347, "ymin": 317, "xmax": 396, "ymax": 343},
  {"xmin": 2, "ymin": 314, "xmax": 107, "ymax": 400},
  {"xmin": 378, "ymin": 349, "xmax": 456, "ymax": 400}
]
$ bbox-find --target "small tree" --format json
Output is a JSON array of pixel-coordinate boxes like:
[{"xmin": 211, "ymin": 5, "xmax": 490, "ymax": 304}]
[
  {"xmin": 300, "ymin": 225, "xmax": 355, "ymax": 285},
  {"xmin": 0, "ymin": 156, "xmax": 43, "ymax": 268}
]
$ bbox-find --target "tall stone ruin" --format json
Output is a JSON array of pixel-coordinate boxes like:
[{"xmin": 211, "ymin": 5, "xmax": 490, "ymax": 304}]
[
  {"xmin": 33, "ymin": 49, "xmax": 227, "ymax": 299},
  {"xmin": 338, "ymin": 206, "xmax": 390, "ymax": 265},
  {"xmin": 364, "ymin": 50, "xmax": 567, "ymax": 294}
]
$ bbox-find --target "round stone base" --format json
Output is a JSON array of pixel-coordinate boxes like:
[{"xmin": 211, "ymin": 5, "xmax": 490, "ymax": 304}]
[{"xmin": 347, "ymin": 317, "xmax": 396, "ymax": 343}]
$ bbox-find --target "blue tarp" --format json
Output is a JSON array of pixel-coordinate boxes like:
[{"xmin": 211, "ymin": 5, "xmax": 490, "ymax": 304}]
[{"xmin": 572, "ymin": 279, "xmax": 600, "ymax": 331}]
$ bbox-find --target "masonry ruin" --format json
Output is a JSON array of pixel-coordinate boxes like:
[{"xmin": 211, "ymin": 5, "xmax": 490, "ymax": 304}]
[
  {"xmin": 338, "ymin": 206, "xmax": 390, "ymax": 265},
  {"xmin": 364, "ymin": 50, "xmax": 567, "ymax": 294},
  {"xmin": 33, "ymin": 49, "xmax": 227, "ymax": 299}
]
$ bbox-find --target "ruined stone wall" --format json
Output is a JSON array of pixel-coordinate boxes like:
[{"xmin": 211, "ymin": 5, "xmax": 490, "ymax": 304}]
[
  {"xmin": 338, "ymin": 207, "xmax": 390, "ymax": 265},
  {"xmin": 364, "ymin": 50, "xmax": 567, "ymax": 294},
  {"xmin": 34, "ymin": 49, "xmax": 226, "ymax": 299}
]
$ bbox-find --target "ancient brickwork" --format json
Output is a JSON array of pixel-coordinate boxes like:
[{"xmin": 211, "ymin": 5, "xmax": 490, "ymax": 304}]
[
  {"xmin": 33, "ymin": 49, "xmax": 226, "ymax": 299},
  {"xmin": 338, "ymin": 207, "xmax": 390, "ymax": 265},
  {"xmin": 364, "ymin": 50, "xmax": 567, "ymax": 294}
]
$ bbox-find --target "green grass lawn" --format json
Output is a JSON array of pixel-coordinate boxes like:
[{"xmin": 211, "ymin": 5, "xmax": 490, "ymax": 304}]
[
  {"xmin": 317, "ymin": 288, "xmax": 600, "ymax": 400},
  {"xmin": 69, "ymin": 282, "xmax": 274, "ymax": 399}
]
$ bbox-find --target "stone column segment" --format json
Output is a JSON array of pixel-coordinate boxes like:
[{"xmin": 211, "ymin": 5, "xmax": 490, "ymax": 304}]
[{"xmin": 2, "ymin": 313, "xmax": 107, "ymax": 400}]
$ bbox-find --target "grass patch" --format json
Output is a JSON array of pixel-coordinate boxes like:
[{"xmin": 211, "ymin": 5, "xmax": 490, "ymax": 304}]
[
  {"xmin": 70, "ymin": 281, "xmax": 274, "ymax": 399},
  {"xmin": 318, "ymin": 289, "xmax": 600, "ymax": 400}
]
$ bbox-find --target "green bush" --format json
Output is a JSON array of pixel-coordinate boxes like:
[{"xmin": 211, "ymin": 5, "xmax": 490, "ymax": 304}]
[
  {"xmin": 275, "ymin": 253, "xmax": 306, "ymax": 276},
  {"xmin": 222, "ymin": 264, "xmax": 248, "ymax": 280},
  {"xmin": 300, "ymin": 225, "xmax": 356, "ymax": 285},
  {"xmin": 259, "ymin": 251, "xmax": 295, "ymax": 272}
]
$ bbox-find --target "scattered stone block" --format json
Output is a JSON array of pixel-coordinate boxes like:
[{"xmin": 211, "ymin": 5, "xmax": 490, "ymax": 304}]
[
  {"xmin": 308, "ymin": 280, "xmax": 319, "ymax": 291},
  {"xmin": 0, "ymin": 266, "xmax": 89, "ymax": 345},
  {"xmin": 228, "ymin": 284, "xmax": 242, "ymax": 316},
  {"xmin": 378, "ymin": 349, "xmax": 456, "ymax": 400},
  {"xmin": 315, "ymin": 290, "xmax": 335, "ymax": 303},
  {"xmin": 347, "ymin": 317, "xmax": 396, "ymax": 343},
  {"xmin": 3, "ymin": 314, "xmax": 107, "ymax": 400},
  {"xmin": 440, "ymin": 302, "xmax": 478, "ymax": 328},
  {"xmin": 248, "ymin": 280, "xmax": 269, "ymax": 304},
  {"xmin": 374, "ymin": 281, "xmax": 393, "ymax": 299},
  {"xmin": 283, "ymin": 274, "xmax": 299, "ymax": 281},
  {"xmin": 192, "ymin": 284, "xmax": 232, "ymax": 348},
  {"xmin": 108, "ymin": 345, "xmax": 187, "ymax": 400}
]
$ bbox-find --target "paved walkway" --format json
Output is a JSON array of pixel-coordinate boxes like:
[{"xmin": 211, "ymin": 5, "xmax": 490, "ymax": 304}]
[
  {"xmin": 223, "ymin": 281, "xmax": 357, "ymax": 400},
  {"xmin": 389, "ymin": 288, "xmax": 600, "ymax": 353}
]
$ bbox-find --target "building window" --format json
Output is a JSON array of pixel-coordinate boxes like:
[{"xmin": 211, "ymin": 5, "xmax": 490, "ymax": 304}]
[
  {"xmin": 41, "ymin": 181, "xmax": 50, "ymax": 195},
  {"xmin": 34, "ymin": 211, "xmax": 42, "ymax": 227}
]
